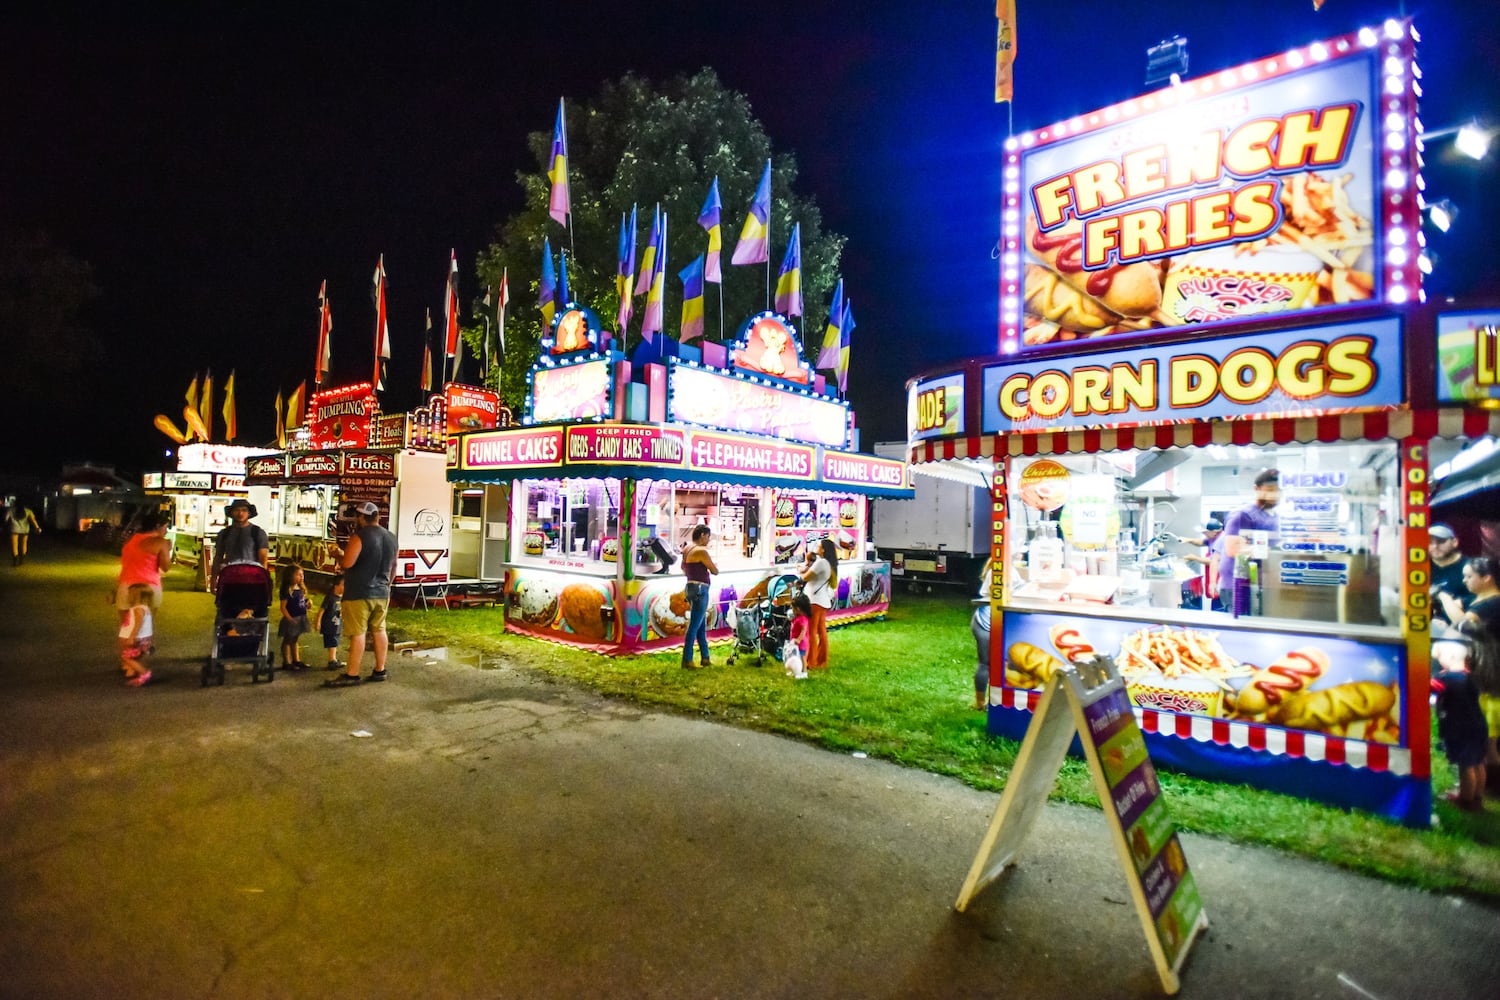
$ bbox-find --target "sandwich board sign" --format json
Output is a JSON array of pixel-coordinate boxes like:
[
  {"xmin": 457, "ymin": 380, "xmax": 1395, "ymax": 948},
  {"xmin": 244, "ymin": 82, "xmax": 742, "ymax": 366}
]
[{"xmin": 955, "ymin": 656, "xmax": 1207, "ymax": 995}]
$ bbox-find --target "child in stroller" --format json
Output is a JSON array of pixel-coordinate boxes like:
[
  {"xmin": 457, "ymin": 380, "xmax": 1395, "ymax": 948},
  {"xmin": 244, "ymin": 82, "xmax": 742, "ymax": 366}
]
[
  {"xmin": 727, "ymin": 574, "xmax": 801, "ymax": 667},
  {"xmin": 203, "ymin": 562, "xmax": 276, "ymax": 686}
]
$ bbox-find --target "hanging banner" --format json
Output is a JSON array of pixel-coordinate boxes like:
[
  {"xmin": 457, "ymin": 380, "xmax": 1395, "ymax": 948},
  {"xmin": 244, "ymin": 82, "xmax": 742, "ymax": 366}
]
[{"xmin": 309, "ymin": 384, "xmax": 376, "ymax": 449}]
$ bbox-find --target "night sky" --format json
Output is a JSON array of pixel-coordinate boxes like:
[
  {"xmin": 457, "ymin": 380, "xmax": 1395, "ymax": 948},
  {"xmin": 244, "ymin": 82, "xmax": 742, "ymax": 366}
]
[{"xmin": 3, "ymin": 0, "xmax": 1495, "ymax": 479}]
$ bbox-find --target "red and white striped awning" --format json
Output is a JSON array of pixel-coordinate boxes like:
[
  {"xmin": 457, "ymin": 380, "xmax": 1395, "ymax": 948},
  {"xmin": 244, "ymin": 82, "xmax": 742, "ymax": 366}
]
[
  {"xmin": 998, "ymin": 687, "xmax": 1411, "ymax": 775},
  {"xmin": 911, "ymin": 408, "xmax": 1500, "ymax": 465}
]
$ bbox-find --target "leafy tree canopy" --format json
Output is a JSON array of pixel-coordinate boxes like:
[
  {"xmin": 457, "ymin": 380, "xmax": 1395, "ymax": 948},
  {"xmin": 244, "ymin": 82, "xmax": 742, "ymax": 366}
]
[{"xmin": 469, "ymin": 69, "xmax": 846, "ymax": 407}]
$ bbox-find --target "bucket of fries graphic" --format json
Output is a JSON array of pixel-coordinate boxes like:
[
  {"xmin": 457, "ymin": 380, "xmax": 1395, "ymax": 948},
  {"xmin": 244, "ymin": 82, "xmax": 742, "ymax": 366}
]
[
  {"xmin": 1126, "ymin": 674, "xmax": 1226, "ymax": 718},
  {"xmin": 1162, "ymin": 243, "xmax": 1324, "ymax": 324}
]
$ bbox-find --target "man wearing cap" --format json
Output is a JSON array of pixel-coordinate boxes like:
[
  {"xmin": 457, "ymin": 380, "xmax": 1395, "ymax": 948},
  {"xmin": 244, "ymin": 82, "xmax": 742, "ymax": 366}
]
[
  {"xmin": 211, "ymin": 498, "xmax": 270, "ymax": 588},
  {"xmin": 1429, "ymin": 524, "xmax": 1467, "ymax": 626},
  {"xmin": 1180, "ymin": 519, "xmax": 1225, "ymax": 610},
  {"xmin": 1217, "ymin": 469, "xmax": 1281, "ymax": 611},
  {"xmin": 326, "ymin": 501, "xmax": 397, "ymax": 687}
]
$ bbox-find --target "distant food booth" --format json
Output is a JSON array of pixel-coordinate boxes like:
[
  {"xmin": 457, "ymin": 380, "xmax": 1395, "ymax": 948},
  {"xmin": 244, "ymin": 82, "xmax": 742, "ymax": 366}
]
[
  {"xmin": 144, "ymin": 443, "xmax": 276, "ymax": 580},
  {"xmin": 908, "ymin": 21, "xmax": 1500, "ymax": 827},
  {"xmin": 450, "ymin": 305, "xmax": 913, "ymax": 655},
  {"xmin": 243, "ymin": 381, "xmax": 502, "ymax": 589}
]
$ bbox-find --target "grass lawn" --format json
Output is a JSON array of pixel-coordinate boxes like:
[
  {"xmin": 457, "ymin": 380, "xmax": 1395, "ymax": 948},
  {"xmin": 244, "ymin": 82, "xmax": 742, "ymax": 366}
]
[{"xmin": 388, "ymin": 591, "xmax": 1500, "ymax": 900}]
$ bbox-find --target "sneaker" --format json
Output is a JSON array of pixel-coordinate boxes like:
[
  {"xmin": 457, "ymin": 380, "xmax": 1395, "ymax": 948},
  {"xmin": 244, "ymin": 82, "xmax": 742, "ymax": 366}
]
[
  {"xmin": 323, "ymin": 673, "xmax": 361, "ymax": 688},
  {"xmin": 324, "ymin": 661, "xmax": 345, "ymax": 671},
  {"xmin": 365, "ymin": 669, "xmax": 388, "ymax": 683},
  {"xmin": 682, "ymin": 660, "xmax": 703, "ymax": 670},
  {"xmin": 126, "ymin": 671, "xmax": 152, "ymax": 687},
  {"xmin": 287, "ymin": 661, "xmax": 310, "ymax": 673}
]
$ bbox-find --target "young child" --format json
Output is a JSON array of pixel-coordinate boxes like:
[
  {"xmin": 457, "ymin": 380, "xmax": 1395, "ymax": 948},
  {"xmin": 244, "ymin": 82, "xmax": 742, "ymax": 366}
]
[
  {"xmin": 315, "ymin": 573, "xmax": 345, "ymax": 671},
  {"xmin": 785, "ymin": 594, "xmax": 812, "ymax": 680},
  {"xmin": 278, "ymin": 564, "xmax": 312, "ymax": 672},
  {"xmin": 118, "ymin": 583, "xmax": 154, "ymax": 687},
  {"xmin": 1432, "ymin": 626, "xmax": 1489, "ymax": 812}
]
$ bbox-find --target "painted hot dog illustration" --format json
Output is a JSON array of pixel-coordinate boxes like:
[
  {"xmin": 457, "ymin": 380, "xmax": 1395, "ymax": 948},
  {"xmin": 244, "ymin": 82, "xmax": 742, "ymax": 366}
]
[
  {"xmin": 1231, "ymin": 647, "xmax": 1330, "ymax": 719},
  {"xmin": 1026, "ymin": 216, "xmax": 1164, "ymax": 319}
]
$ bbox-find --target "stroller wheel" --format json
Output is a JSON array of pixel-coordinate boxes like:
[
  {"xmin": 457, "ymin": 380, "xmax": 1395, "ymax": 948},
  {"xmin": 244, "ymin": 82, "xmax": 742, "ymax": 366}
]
[
  {"xmin": 201, "ymin": 659, "xmax": 214, "ymax": 688},
  {"xmin": 265, "ymin": 654, "xmax": 276, "ymax": 682}
]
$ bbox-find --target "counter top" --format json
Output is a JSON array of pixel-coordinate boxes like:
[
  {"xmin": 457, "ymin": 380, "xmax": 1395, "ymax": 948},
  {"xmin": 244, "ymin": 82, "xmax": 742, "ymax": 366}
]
[{"xmin": 1001, "ymin": 597, "xmax": 1404, "ymax": 644}]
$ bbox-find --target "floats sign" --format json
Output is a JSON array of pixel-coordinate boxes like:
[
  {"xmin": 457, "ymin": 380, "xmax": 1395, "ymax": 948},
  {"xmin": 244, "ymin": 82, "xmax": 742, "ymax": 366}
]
[
  {"xmin": 1004, "ymin": 24, "xmax": 1417, "ymax": 351},
  {"xmin": 981, "ymin": 316, "xmax": 1401, "ymax": 432}
]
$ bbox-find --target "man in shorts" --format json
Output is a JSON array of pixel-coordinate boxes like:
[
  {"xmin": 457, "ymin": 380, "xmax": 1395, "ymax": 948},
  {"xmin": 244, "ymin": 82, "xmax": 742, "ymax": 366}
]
[{"xmin": 325, "ymin": 502, "xmax": 397, "ymax": 688}]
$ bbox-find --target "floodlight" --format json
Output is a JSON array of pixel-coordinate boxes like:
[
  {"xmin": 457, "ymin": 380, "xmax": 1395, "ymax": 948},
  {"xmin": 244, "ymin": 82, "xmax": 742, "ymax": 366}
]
[
  {"xmin": 1455, "ymin": 123, "xmax": 1491, "ymax": 161},
  {"xmin": 1427, "ymin": 199, "xmax": 1457, "ymax": 233},
  {"xmin": 1145, "ymin": 36, "xmax": 1189, "ymax": 87}
]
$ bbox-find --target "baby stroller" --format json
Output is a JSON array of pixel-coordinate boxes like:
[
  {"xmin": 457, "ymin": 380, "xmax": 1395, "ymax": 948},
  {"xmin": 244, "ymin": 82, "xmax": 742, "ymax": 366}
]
[
  {"xmin": 727, "ymin": 574, "xmax": 801, "ymax": 667},
  {"xmin": 203, "ymin": 562, "xmax": 276, "ymax": 686}
]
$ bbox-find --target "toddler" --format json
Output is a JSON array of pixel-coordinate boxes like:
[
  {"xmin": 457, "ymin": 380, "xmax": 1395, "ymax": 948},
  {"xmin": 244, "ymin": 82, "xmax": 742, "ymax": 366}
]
[
  {"xmin": 118, "ymin": 583, "xmax": 154, "ymax": 687},
  {"xmin": 315, "ymin": 573, "xmax": 345, "ymax": 671},
  {"xmin": 1432, "ymin": 631, "xmax": 1488, "ymax": 811},
  {"xmin": 278, "ymin": 564, "xmax": 311, "ymax": 672},
  {"xmin": 785, "ymin": 594, "xmax": 812, "ymax": 679}
]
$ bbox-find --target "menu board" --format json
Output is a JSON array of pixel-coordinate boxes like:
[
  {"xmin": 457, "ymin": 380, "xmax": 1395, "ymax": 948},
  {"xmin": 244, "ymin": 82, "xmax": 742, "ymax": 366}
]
[{"xmin": 956, "ymin": 659, "xmax": 1207, "ymax": 994}]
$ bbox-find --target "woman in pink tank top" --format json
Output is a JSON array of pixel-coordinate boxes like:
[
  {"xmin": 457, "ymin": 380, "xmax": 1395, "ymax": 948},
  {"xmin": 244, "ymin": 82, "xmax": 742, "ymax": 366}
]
[{"xmin": 116, "ymin": 512, "xmax": 172, "ymax": 610}]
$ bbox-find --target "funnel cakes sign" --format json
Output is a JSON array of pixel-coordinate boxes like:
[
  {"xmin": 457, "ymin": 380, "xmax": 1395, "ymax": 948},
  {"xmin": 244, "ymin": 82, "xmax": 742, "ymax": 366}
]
[{"xmin": 1003, "ymin": 22, "xmax": 1420, "ymax": 351}]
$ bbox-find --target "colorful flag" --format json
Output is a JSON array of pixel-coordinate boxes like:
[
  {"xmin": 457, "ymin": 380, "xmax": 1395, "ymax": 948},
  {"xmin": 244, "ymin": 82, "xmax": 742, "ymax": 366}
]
[
  {"xmin": 497, "ymin": 268, "xmax": 509, "ymax": 360},
  {"xmin": 698, "ymin": 178, "xmax": 723, "ymax": 283},
  {"xmin": 995, "ymin": 0, "xmax": 1017, "ymax": 104},
  {"xmin": 730, "ymin": 160, "xmax": 772, "ymax": 266},
  {"xmin": 287, "ymin": 380, "xmax": 306, "ymax": 430},
  {"xmin": 422, "ymin": 309, "xmax": 434, "ymax": 392},
  {"xmin": 185, "ymin": 374, "xmax": 200, "ymax": 414},
  {"xmin": 274, "ymin": 387, "xmax": 286, "ymax": 449},
  {"xmin": 774, "ymin": 223, "xmax": 803, "ymax": 318},
  {"xmin": 558, "ymin": 248, "xmax": 571, "ymax": 306},
  {"xmin": 182, "ymin": 403, "xmax": 210, "ymax": 443},
  {"xmin": 443, "ymin": 249, "xmax": 461, "ymax": 358},
  {"xmin": 816, "ymin": 278, "xmax": 845, "ymax": 371},
  {"xmin": 547, "ymin": 99, "xmax": 570, "ymax": 226},
  {"xmin": 836, "ymin": 298, "xmax": 856, "ymax": 394},
  {"xmin": 641, "ymin": 213, "xmax": 667, "ymax": 343},
  {"xmin": 616, "ymin": 205, "xmax": 637, "ymax": 331},
  {"xmin": 199, "ymin": 369, "xmax": 214, "ymax": 441},
  {"xmin": 481, "ymin": 285, "xmax": 492, "ymax": 376},
  {"xmin": 635, "ymin": 204, "xmax": 661, "ymax": 296},
  {"xmin": 538, "ymin": 238, "xmax": 557, "ymax": 331},
  {"xmin": 221, "ymin": 370, "xmax": 237, "ymax": 442},
  {"xmin": 372, "ymin": 255, "xmax": 391, "ymax": 391},
  {"xmin": 679, "ymin": 255, "xmax": 705, "ymax": 343},
  {"xmin": 315, "ymin": 280, "xmax": 332, "ymax": 386}
]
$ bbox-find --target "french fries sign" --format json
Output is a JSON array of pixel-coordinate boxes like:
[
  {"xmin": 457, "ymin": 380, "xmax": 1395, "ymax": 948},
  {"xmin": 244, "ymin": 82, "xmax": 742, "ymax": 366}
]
[
  {"xmin": 981, "ymin": 317, "xmax": 1402, "ymax": 432},
  {"xmin": 1004, "ymin": 23, "xmax": 1420, "ymax": 351}
]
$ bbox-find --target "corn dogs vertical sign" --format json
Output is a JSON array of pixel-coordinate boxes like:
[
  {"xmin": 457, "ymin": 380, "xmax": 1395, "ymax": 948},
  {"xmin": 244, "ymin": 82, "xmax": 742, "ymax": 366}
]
[
  {"xmin": 957, "ymin": 658, "xmax": 1206, "ymax": 995},
  {"xmin": 1000, "ymin": 21, "xmax": 1421, "ymax": 353}
]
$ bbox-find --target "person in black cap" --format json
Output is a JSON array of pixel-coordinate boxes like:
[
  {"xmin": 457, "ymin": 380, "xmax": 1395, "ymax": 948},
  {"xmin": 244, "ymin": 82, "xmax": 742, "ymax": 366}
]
[
  {"xmin": 1179, "ymin": 519, "xmax": 1225, "ymax": 610},
  {"xmin": 211, "ymin": 497, "xmax": 270, "ymax": 588},
  {"xmin": 1429, "ymin": 524, "xmax": 1467, "ymax": 626}
]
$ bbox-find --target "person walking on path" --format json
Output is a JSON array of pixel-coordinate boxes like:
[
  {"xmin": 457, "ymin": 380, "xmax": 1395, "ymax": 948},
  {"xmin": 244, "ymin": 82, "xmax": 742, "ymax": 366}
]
[
  {"xmin": 8, "ymin": 501, "xmax": 41, "ymax": 566},
  {"xmin": 799, "ymin": 537, "xmax": 838, "ymax": 669},
  {"xmin": 116, "ymin": 511, "xmax": 171, "ymax": 612},
  {"xmin": 680, "ymin": 524, "xmax": 718, "ymax": 669},
  {"xmin": 210, "ymin": 498, "xmax": 269, "ymax": 589},
  {"xmin": 325, "ymin": 502, "xmax": 396, "ymax": 687}
]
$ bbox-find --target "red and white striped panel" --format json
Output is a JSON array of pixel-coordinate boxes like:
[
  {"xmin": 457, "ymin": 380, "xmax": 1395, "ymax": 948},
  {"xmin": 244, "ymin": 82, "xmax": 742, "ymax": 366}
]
[
  {"xmin": 995, "ymin": 686, "xmax": 1411, "ymax": 776},
  {"xmin": 913, "ymin": 408, "xmax": 1500, "ymax": 465}
]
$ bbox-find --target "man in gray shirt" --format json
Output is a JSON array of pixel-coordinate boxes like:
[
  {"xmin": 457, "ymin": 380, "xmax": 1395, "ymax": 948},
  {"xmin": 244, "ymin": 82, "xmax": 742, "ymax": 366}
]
[
  {"xmin": 326, "ymin": 501, "xmax": 397, "ymax": 687},
  {"xmin": 211, "ymin": 499, "xmax": 270, "ymax": 588}
]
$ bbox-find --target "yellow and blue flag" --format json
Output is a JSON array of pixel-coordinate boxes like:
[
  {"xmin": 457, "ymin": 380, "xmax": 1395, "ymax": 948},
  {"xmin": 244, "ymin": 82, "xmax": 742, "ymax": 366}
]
[
  {"xmin": 538, "ymin": 238, "xmax": 557, "ymax": 331},
  {"xmin": 730, "ymin": 160, "xmax": 771, "ymax": 266},
  {"xmin": 836, "ymin": 298, "xmax": 856, "ymax": 394},
  {"xmin": 641, "ymin": 213, "xmax": 667, "ymax": 342},
  {"xmin": 635, "ymin": 204, "xmax": 661, "ymax": 296},
  {"xmin": 816, "ymin": 279, "xmax": 844, "ymax": 371},
  {"xmin": 698, "ymin": 177, "xmax": 722, "ymax": 283},
  {"xmin": 616, "ymin": 205, "xmax": 637, "ymax": 330},
  {"xmin": 547, "ymin": 99, "xmax": 570, "ymax": 226},
  {"xmin": 679, "ymin": 255, "xmax": 705, "ymax": 343},
  {"xmin": 774, "ymin": 223, "xmax": 802, "ymax": 318}
]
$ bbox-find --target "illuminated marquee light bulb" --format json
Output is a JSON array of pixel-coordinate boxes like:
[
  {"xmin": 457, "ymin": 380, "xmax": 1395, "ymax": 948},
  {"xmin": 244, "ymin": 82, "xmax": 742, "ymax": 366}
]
[
  {"xmin": 1385, "ymin": 19, "xmax": 1404, "ymax": 40},
  {"xmin": 1388, "ymin": 247, "xmax": 1409, "ymax": 267},
  {"xmin": 1386, "ymin": 168, "xmax": 1407, "ymax": 188},
  {"xmin": 1388, "ymin": 286, "xmax": 1409, "ymax": 305},
  {"xmin": 1384, "ymin": 56, "xmax": 1404, "ymax": 76},
  {"xmin": 1385, "ymin": 75, "xmax": 1405, "ymax": 96},
  {"xmin": 1311, "ymin": 43, "xmax": 1328, "ymax": 61},
  {"xmin": 1287, "ymin": 49, "xmax": 1305, "ymax": 68},
  {"xmin": 1386, "ymin": 132, "xmax": 1406, "ymax": 152}
]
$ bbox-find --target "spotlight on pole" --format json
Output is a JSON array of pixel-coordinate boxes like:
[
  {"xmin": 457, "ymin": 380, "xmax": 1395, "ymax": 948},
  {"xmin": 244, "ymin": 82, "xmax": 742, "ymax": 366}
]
[
  {"xmin": 1427, "ymin": 199, "xmax": 1457, "ymax": 233},
  {"xmin": 1145, "ymin": 36, "xmax": 1189, "ymax": 87},
  {"xmin": 1455, "ymin": 123, "xmax": 1492, "ymax": 161}
]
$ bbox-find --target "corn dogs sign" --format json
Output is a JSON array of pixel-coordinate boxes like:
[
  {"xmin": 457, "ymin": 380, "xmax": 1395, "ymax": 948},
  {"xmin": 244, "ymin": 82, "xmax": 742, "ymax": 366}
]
[
  {"xmin": 982, "ymin": 317, "xmax": 1401, "ymax": 432},
  {"xmin": 1004, "ymin": 23, "xmax": 1420, "ymax": 351}
]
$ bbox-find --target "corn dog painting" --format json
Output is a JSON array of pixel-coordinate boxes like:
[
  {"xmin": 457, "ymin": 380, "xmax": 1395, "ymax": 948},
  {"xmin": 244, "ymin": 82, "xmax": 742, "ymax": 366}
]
[
  {"xmin": 998, "ymin": 611, "xmax": 1406, "ymax": 745},
  {"xmin": 1003, "ymin": 25, "xmax": 1419, "ymax": 351}
]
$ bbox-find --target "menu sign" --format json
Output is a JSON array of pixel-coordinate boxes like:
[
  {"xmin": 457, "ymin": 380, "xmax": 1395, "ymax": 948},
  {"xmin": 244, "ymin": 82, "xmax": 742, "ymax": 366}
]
[
  {"xmin": 445, "ymin": 383, "xmax": 504, "ymax": 433},
  {"xmin": 309, "ymin": 384, "xmax": 376, "ymax": 449},
  {"xmin": 908, "ymin": 372, "xmax": 965, "ymax": 441},
  {"xmin": 175, "ymin": 444, "xmax": 272, "ymax": 475},
  {"xmin": 461, "ymin": 427, "xmax": 566, "ymax": 471},
  {"xmin": 288, "ymin": 452, "xmax": 342, "ymax": 481},
  {"xmin": 1003, "ymin": 23, "xmax": 1417, "ymax": 352},
  {"xmin": 687, "ymin": 430, "xmax": 815, "ymax": 481},
  {"xmin": 982, "ymin": 316, "xmax": 1402, "ymax": 433},
  {"xmin": 163, "ymin": 472, "xmax": 212, "ymax": 491},
  {"xmin": 244, "ymin": 455, "xmax": 286, "ymax": 482},
  {"xmin": 1435, "ymin": 310, "xmax": 1500, "ymax": 405},
  {"xmin": 819, "ymin": 450, "xmax": 907, "ymax": 490},
  {"xmin": 566, "ymin": 425, "xmax": 686, "ymax": 467}
]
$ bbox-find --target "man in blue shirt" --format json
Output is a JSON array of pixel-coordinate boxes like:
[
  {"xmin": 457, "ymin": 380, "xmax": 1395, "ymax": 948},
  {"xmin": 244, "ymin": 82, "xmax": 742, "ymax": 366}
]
[{"xmin": 1217, "ymin": 469, "xmax": 1280, "ymax": 600}]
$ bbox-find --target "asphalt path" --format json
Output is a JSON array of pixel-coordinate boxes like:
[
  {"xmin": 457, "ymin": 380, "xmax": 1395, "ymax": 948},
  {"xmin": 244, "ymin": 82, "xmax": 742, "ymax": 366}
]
[{"xmin": 2, "ymin": 540, "xmax": 1498, "ymax": 999}]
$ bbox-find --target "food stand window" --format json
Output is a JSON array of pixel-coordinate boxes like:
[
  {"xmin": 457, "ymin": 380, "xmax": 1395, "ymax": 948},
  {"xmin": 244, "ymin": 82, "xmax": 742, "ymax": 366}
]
[
  {"xmin": 514, "ymin": 478, "xmax": 618, "ymax": 566},
  {"xmin": 1004, "ymin": 443, "xmax": 1403, "ymax": 629}
]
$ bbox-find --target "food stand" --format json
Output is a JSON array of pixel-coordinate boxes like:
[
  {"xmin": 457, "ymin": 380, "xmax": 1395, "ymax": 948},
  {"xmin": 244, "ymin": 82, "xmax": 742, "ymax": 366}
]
[
  {"xmin": 907, "ymin": 20, "xmax": 1500, "ymax": 827},
  {"xmin": 143, "ymin": 443, "xmax": 276, "ymax": 582},
  {"xmin": 450, "ymin": 304, "xmax": 913, "ymax": 655},
  {"xmin": 242, "ymin": 382, "xmax": 499, "ymax": 588}
]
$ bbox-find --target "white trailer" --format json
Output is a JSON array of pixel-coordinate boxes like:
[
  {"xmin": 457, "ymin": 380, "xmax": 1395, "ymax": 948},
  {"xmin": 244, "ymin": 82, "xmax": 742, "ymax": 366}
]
[{"xmin": 870, "ymin": 440, "xmax": 989, "ymax": 592}]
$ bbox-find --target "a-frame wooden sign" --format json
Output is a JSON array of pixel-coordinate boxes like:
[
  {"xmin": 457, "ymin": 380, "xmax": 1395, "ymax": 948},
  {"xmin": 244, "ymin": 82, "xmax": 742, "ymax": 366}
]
[{"xmin": 955, "ymin": 657, "xmax": 1208, "ymax": 995}]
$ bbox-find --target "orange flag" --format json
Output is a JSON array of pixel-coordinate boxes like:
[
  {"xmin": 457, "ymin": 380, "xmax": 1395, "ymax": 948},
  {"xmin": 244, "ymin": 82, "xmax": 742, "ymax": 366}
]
[
  {"xmin": 995, "ymin": 0, "xmax": 1017, "ymax": 104},
  {"xmin": 221, "ymin": 370, "xmax": 237, "ymax": 442}
]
